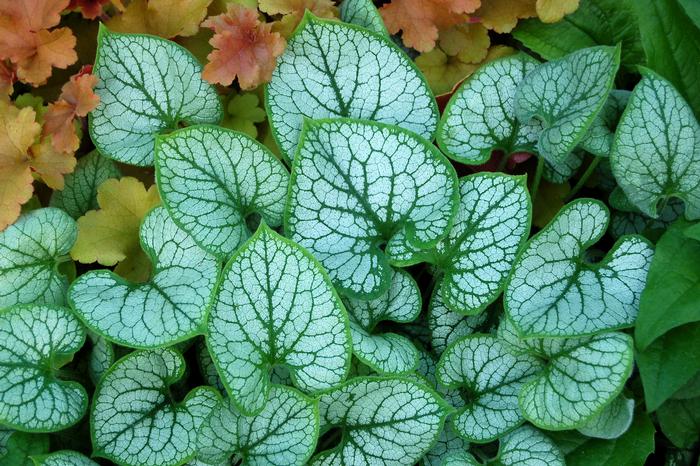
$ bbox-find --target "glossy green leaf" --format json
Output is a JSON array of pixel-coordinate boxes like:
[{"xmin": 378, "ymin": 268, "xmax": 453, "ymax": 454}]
[
  {"xmin": 428, "ymin": 288, "xmax": 487, "ymax": 357},
  {"xmin": 505, "ymin": 199, "xmax": 654, "ymax": 337},
  {"xmin": 31, "ymin": 450, "xmax": 99, "ymax": 466},
  {"xmin": 0, "ymin": 208, "xmax": 77, "ymax": 309},
  {"xmin": 579, "ymin": 90, "xmax": 629, "ymax": 157},
  {"xmin": 657, "ymin": 396, "xmax": 700, "ymax": 448},
  {"xmin": 339, "ymin": 0, "xmax": 388, "ymax": 35},
  {"xmin": 611, "ymin": 70, "xmax": 700, "ymax": 219},
  {"xmin": 442, "ymin": 425, "xmax": 565, "ymax": 466},
  {"xmin": 636, "ymin": 223, "xmax": 700, "ymax": 349},
  {"xmin": 49, "ymin": 151, "xmax": 121, "ymax": 219},
  {"xmin": 311, "ymin": 377, "xmax": 448, "ymax": 466},
  {"xmin": 155, "ymin": 125, "xmax": 288, "ymax": 260},
  {"xmin": 437, "ymin": 335, "xmax": 541, "ymax": 443},
  {"xmin": 636, "ymin": 322, "xmax": 700, "ymax": 411},
  {"xmin": 92, "ymin": 348, "xmax": 219, "ymax": 466},
  {"xmin": 514, "ymin": 46, "xmax": 620, "ymax": 163},
  {"xmin": 0, "ymin": 305, "xmax": 87, "ymax": 432},
  {"xmin": 286, "ymin": 118, "xmax": 458, "ymax": 298},
  {"xmin": 577, "ymin": 395, "xmax": 635, "ymax": 439},
  {"xmin": 89, "ymin": 26, "xmax": 222, "ymax": 166},
  {"xmin": 0, "ymin": 431, "xmax": 48, "ymax": 466},
  {"xmin": 265, "ymin": 14, "xmax": 438, "ymax": 161},
  {"xmin": 437, "ymin": 54, "xmax": 541, "ymax": 165},
  {"xmin": 633, "ymin": 0, "xmax": 700, "ymax": 119},
  {"xmin": 343, "ymin": 269, "xmax": 420, "ymax": 374},
  {"xmin": 69, "ymin": 207, "xmax": 219, "ymax": 348},
  {"xmin": 196, "ymin": 385, "xmax": 318, "ymax": 465},
  {"xmin": 207, "ymin": 224, "xmax": 351, "ymax": 415}
]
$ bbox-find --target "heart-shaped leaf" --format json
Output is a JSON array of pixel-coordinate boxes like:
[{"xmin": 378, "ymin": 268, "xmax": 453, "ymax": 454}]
[
  {"xmin": 69, "ymin": 206, "xmax": 219, "ymax": 348},
  {"xmin": 437, "ymin": 54, "xmax": 542, "ymax": 165},
  {"xmin": 286, "ymin": 118, "xmax": 458, "ymax": 298},
  {"xmin": 311, "ymin": 377, "xmax": 448, "ymax": 465},
  {"xmin": 343, "ymin": 269, "xmax": 421, "ymax": 374},
  {"xmin": 437, "ymin": 334, "xmax": 542, "ymax": 443},
  {"xmin": 498, "ymin": 319, "xmax": 634, "ymax": 430},
  {"xmin": 207, "ymin": 224, "xmax": 351, "ymax": 415},
  {"xmin": 443, "ymin": 425, "xmax": 564, "ymax": 466},
  {"xmin": 515, "ymin": 46, "xmax": 620, "ymax": 163},
  {"xmin": 0, "ymin": 305, "xmax": 87, "ymax": 432},
  {"xmin": 428, "ymin": 288, "xmax": 487, "ymax": 357},
  {"xmin": 49, "ymin": 151, "xmax": 121, "ymax": 220},
  {"xmin": 196, "ymin": 385, "xmax": 318, "ymax": 466},
  {"xmin": 611, "ymin": 70, "xmax": 700, "ymax": 219},
  {"xmin": 31, "ymin": 450, "xmax": 98, "ymax": 466},
  {"xmin": 155, "ymin": 125, "xmax": 289, "ymax": 260},
  {"xmin": 0, "ymin": 208, "xmax": 76, "ymax": 309},
  {"xmin": 577, "ymin": 395, "xmax": 635, "ymax": 439},
  {"xmin": 505, "ymin": 198, "xmax": 654, "ymax": 337},
  {"xmin": 89, "ymin": 26, "xmax": 222, "ymax": 166},
  {"xmin": 339, "ymin": 0, "xmax": 388, "ymax": 35},
  {"xmin": 579, "ymin": 90, "xmax": 630, "ymax": 157},
  {"xmin": 92, "ymin": 348, "xmax": 219, "ymax": 466},
  {"xmin": 265, "ymin": 14, "xmax": 438, "ymax": 160}
]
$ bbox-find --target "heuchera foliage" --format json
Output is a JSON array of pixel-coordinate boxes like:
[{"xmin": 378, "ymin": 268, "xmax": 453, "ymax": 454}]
[{"xmin": 1, "ymin": 0, "xmax": 700, "ymax": 465}]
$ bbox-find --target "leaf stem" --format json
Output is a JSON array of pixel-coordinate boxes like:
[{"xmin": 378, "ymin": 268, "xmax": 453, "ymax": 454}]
[
  {"xmin": 496, "ymin": 151, "xmax": 510, "ymax": 172},
  {"xmin": 565, "ymin": 156, "xmax": 601, "ymax": 202},
  {"xmin": 530, "ymin": 157, "xmax": 545, "ymax": 205}
]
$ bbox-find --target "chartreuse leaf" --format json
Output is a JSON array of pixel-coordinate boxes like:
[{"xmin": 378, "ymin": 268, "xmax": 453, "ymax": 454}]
[
  {"xmin": 339, "ymin": 0, "xmax": 388, "ymax": 35},
  {"xmin": 89, "ymin": 25, "xmax": 222, "ymax": 166},
  {"xmin": 265, "ymin": 14, "xmax": 438, "ymax": 161},
  {"xmin": 155, "ymin": 125, "xmax": 288, "ymax": 260},
  {"xmin": 342, "ymin": 269, "xmax": 421, "ymax": 374},
  {"xmin": 505, "ymin": 199, "xmax": 654, "ymax": 337},
  {"xmin": 69, "ymin": 207, "xmax": 219, "ymax": 348},
  {"xmin": 49, "ymin": 151, "xmax": 121, "ymax": 220},
  {"xmin": 611, "ymin": 70, "xmax": 700, "ymax": 219},
  {"xmin": 514, "ymin": 46, "xmax": 620, "ymax": 163},
  {"xmin": 578, "ymin": 90, "xmax": 629, "ymax": 157},
  {"xmin": 0, "ymin": 208, "xmax": 77, "ymax": 309},
  {"xmin": 0, "ymin": 305, "xmax": 87, "ymax": 432},
  {"xmin": 31, "ymin": 450, "xmax": 98, "ymax": 465},
  {"xmin": 576, "ymin": 395, "xmax": 634, "ymax": 439},
  {"xmin": 311, "ymin": 377, "xmax": 449, "ymax": 465},
  {"xmin": 437, "ymin": 54, "xmax": 541, "ymax": 165},
  {"xmin": 92, "ymin": 348, "xmax": 219, "ymax": 466},
  {"xmin": 443, "ymin": 425, "xmax": 565, "ymax": 466},
  {"xmin": 196, "ymin": 386, "xmax": 318, "ymax": 465},
  {"xmin": 428, "ymin": 288, "xmax": 486, "ymax": 357},
  {"xmin": 437, "ymin": 335, "xmax": 542, "ymax": 443},
  {"xmin": 286, "ymin": 118, "xmax": 458, "ymax": 299},
  {"xmin": 207, "ymin": 224, "xmax": 351, "ymax": 415},
  {"xmin": 497, "ymin": 319, "xmax": 635, "ymax": 430}
]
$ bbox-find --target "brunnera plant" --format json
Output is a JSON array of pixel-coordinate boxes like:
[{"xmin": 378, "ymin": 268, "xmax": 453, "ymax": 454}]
[{"xmin": 1, "ymin": 1, "xmax": 700, "ymax": 465}]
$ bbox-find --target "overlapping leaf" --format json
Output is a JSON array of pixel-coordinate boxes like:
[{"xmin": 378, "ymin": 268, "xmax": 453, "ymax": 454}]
[
  {"xmin": 0, "ymin": 305, "xmax": 86, "ymax": 432},
  {"xmin": 505, "ymin": 198, "xmax": 654, "ymax": 337},
  {"xmin": 31, "ymin": 450, "xmax": 98, "ymax": 466},
  {"xmin": 207, "ymin": 224, "xmax": 351, "ymax": 415},
  {"xmin": 339, "ymin": 0, "xmax": 388, "ymax": 35},
  {"xmin": 266, "ymin": 14, "xmax": 438, "ymax": 161},
  {"xmin": 155, "ymin": 125, "xmax": 288, "ymax": 260},
  {"xmin": 69, "ymin": 207, "xmax": 219, "ymax": 348},
  {"xmin": 91, "ymin": 348, "xmax": 219, "ymax": 466},
  {"xmin": 89, "ymin": 26, "xmax": 222, "ymax": 166},
  {"xmin": 286, "ymin": 118, "xmax": 458, "ymax": 298},
  {"xmin": 427, "ymin": 288, "xmax": 487, "ymax": 357}
]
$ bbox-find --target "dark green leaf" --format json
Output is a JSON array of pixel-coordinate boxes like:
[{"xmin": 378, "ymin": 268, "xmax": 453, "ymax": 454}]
[{"xmin": 657, "ymin": 397, "xmax": 700, "ymax": 448}]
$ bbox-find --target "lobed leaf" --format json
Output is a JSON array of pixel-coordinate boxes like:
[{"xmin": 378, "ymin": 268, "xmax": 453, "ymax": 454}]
[
  {"xmin": 505, "ymin": 198, "xmax": 654, "ymax": 337},
  {"xmin": 0, "ymin": 208, "xmax": 76, "ymax": 309},
  {"xmin": 89, "ymin": 26, "xmax": 222, "ymax": 166},
  {"xmin": 207, "ymin": 224, "xmax": 351, "ymax": 415},
  {"xmin": 155, "ymin": 125, "xmax": 288, "ymax": 260},
  {"xmin": 69, "ymin": 207, "xmax": 219, "ymax": 348},
  {"xmin": 286, "ymin": 118, "xmax": 458, "ymax": 298},
  {"xmin": 0, "ymin": 305, "xmax": 87, "ymax": 432},
  {"xmin": 91, "ymin": 348, "xmax": 219, "ymax": 466},
  {"xmin": 266, "ymin": 14, "xmax": 438, "ymax": 161}
]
